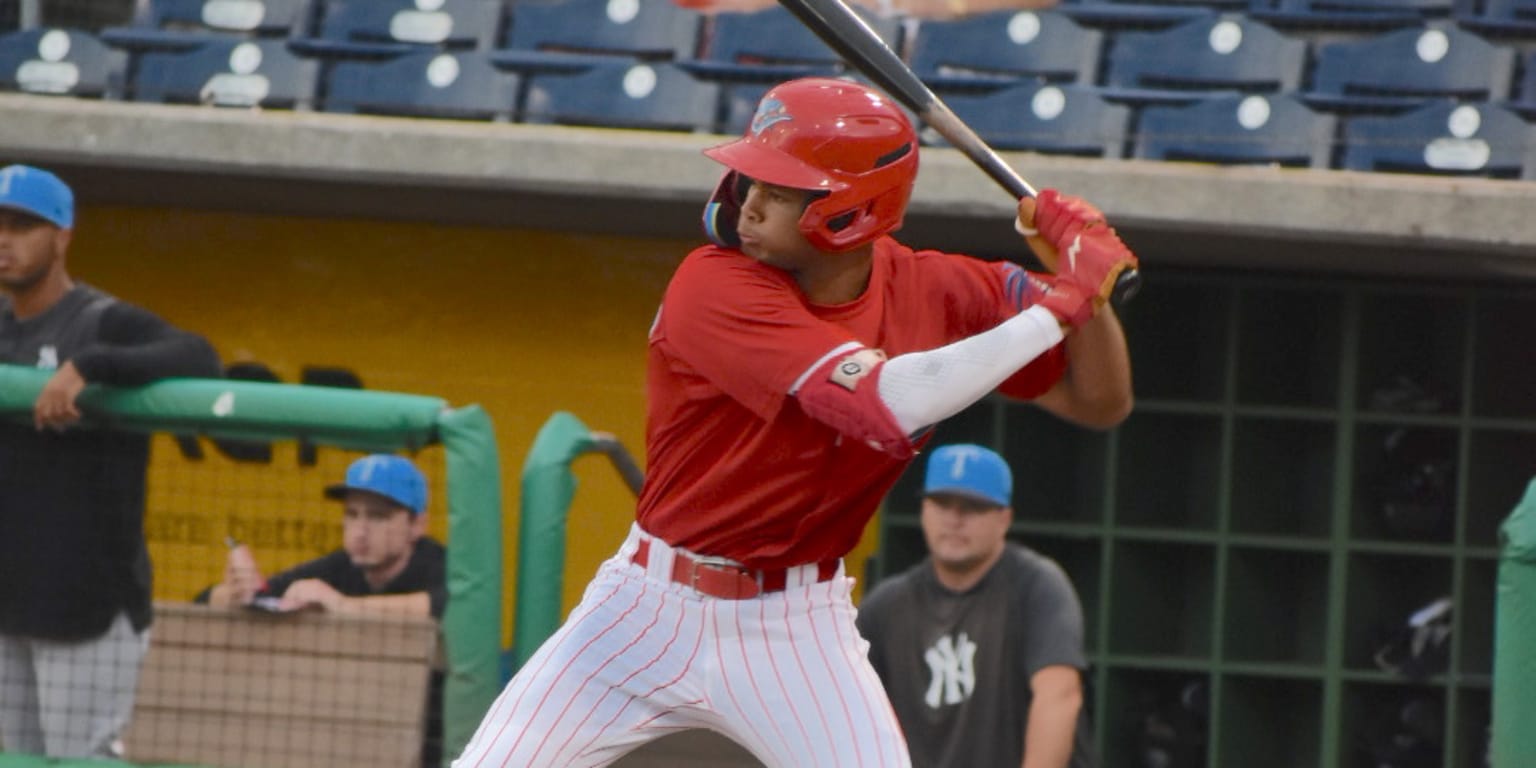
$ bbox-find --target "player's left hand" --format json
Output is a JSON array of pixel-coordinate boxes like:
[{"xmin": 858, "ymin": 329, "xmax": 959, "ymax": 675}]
[
  {"xmin": 33, "ymin": 361, "xmax": 86, "ymax": 431},
  {"xmin": 279, "ymin": 579, "xmax": 347, "ymax": 612}
]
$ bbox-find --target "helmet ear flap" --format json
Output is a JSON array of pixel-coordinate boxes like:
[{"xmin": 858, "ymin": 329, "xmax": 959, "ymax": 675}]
[{"xmin": 703, "ymin": 171, "xmax": 747, "ymax": 248}]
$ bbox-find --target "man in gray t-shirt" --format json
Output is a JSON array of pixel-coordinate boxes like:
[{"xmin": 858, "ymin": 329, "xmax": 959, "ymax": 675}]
[{"xmin": 858, "ymin": 444, "xmax": 1096, "ymax": 768}]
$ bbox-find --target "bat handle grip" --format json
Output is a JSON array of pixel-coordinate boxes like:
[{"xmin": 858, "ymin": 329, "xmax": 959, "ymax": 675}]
[{"xmin": 1110, "ymin": 268, "xmax": 1142, "ymax": 309}]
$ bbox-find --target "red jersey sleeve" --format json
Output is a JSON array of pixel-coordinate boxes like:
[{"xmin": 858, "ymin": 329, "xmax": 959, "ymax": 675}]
[{"xmin": 652, "ymin": 247, "xmax": 857, "ymax": 420}]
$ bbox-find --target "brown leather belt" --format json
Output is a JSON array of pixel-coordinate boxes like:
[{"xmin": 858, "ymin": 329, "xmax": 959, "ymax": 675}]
[{"xmin": 631, "ymin": 539, "xmax": 839, "ymax": 600}]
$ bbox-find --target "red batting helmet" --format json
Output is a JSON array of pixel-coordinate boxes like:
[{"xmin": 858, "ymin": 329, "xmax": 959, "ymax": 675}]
[{"xmin": 702, "ymin": 78, "xmax": 919, "ymax": 252}]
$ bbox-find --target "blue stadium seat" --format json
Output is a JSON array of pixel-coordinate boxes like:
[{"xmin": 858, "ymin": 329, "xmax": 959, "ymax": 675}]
[
  {"xmin": 100, "ymin": 0, "xmax": 314, "ymax": 50},
  {"xmin": 1512, "ymin": 49, "xmax": 1536, "ymax": 115},
  {"xmin": 492, "ymin": 0, "xmax": 703, "ymax": 73},
  {"xmin": 1339, "ymin": 100, "xmax": 1534, "ymax": 177},
  {"xmin": 521, "ymin": 60, "xmax": 720, "ymax": 132},
  {"xmin": 1248, "ymin": 0, "xmax": 1449, "ymax": 30},
  {"xmin": 1304, "ymin": 24, "xmax": 1516, "ymax": 111},
  {"xmin": 1102, "ymin": 15, "xmax": 1306, "ymax": 104},
  {"xmin": 1055, "ymin": 0, "xmax": 1220, "ymax": 30},
  {"xmin": 0, "ymin": 27, "xmax": 125, "ymax": 98},
  {"xmin": 681, "ymin": 5, "xmax": 900, "ymax": 82},
  {"xmin": 1134, "ymin": 93, "xmax": 1338, "ymax": 167},
  {"xmin": 905, "ymin": 10, "xmax": 1103, "ymax": 91},
  {"xmin": 292, "ymin": 0, "xmax": 501, "ymax": 58},
  {"xmin": 130, "ymin": 38, "xmax": 318, "ymax": 108},
  {"xmin": 930, "ymin": 82, "xmax": 1132, "ymax": 157},
  {"xmin": 323, "ymin": 49, "xmax": 518, "ymax": 120},
  {"xmin": 1455, "ymin": 0, "xmax": 1536, "ymax": 39}
]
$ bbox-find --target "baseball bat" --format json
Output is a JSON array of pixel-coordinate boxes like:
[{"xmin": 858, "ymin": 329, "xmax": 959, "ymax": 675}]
[{"xmin": 777, "ymin": 0, "xmax": 1141, "ymax": 307}]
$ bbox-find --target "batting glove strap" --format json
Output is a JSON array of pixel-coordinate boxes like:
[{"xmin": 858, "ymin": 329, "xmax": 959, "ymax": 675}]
[{"xmin": 1034, "ymin": 276, "xmax": 1095, "ymax": 329}]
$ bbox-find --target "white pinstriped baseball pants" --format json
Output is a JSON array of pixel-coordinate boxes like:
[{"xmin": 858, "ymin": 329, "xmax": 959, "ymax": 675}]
[{"xmin": 454, "ymin": 524, "xmax": 912, "ymax": 768}]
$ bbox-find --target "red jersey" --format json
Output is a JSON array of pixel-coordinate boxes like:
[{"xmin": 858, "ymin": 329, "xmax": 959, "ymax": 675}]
[{"xmin": 636, "ymin": 237, "xmax": 1067, "ymax": 568}]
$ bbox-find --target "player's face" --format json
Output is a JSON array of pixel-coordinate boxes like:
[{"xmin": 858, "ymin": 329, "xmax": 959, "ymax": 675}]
[
  {"xmin": 0, "ymin": 209, "xmax": 67, "ymax": 294},
  {"xmin": 341, "ymin": 491, "xmax": 423, "ymax": 574},
  {"xmin": 735, "ymin": 179, "xmax": 822, "ymax": 270},
  {"xmin": 920, "ymin": 494, "xmax": 1011, "ymax": 573}
]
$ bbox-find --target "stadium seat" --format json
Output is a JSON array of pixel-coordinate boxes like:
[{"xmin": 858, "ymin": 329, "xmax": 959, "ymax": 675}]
[
  {"xmin": 492, "ymin": 0, "xmax": 703, "ymax": 73},
  {"xmin": 0, "ymin": 27, "xmax": 125, "ymax": 98},
  {"xmin": 1101, "ymin": 14, "xmax": 1306, "ymax": 104},
  {"xmin": 1304, "ymin": 24, "xmax": 1516, "ymax": 111},
  {"xmin": 1248, "ymin": 0, "xmax": 1449, "ymax": 30},
  {"xmin": 681, "ymin": 5, "xmax": 900, "ymax": 82},
  {"xmin": 322, "ymin": 49, "xmax": 518, "ymax": 120},
  {"xmin": 1134, "ymin": 93, "xmax": 1338, "ymax": 167},
  {"xmin": 1454, "ymin": 0, "xmax": 1536, "ymax": 39},
  {"xmin": 100, "ymin": 0, "xmax": 313, "ymax": 50},
  {"xmin": 129, "ymin": 38, "xmax": 318, "ymax": 108},
  {"xmin": 1511, "ymin": 49, "xmax": 1536, "ymax": 115},
  {"xmin": 292, "ymin": 0, "xmax": 501, "ymax": 58},
  {"xmin": 1055, "ymin": 0, "xmax": 1220, "ymax": 31},
  {"xmin": 905, "ymin": 10, "xmax": 1103, "ymax": 91},
  {"xmin": 521, "ymin": 60, "xmax": 720, "ymax": 132},
  {"xmin": 1338, "ymin": 100, "xmax": 1534, "ymax": 177},
  {"xmin": 927, "ymin": 82, "xmax": 1132, "ymax": 157}
]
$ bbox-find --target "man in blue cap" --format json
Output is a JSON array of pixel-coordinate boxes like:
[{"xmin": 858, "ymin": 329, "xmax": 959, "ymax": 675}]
[
  {"xmin": 0, "ymin": 164, "xmax": 222, "ymax": 758},
  {"xmin": 207, "ymin": 454, "xmax": 446, "ymax": 618},
  {"xmin": 857, "ymin": 443, "xmax": 1096, "ymax": 768}
]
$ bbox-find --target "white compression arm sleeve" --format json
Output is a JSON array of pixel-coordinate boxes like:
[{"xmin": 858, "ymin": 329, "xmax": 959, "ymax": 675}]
[{"xmin": 877, "ymin": 305, "xmax": 1065, "ymax": 435}]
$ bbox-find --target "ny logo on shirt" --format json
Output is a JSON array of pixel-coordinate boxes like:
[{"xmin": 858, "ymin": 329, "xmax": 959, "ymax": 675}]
[
  {"xmin": 923, "ymin": 632, "xmax": 977, "ymax": 709},
  {"xmin": 37, "ymin": 345, "xmax": 58, "ymax": 370}
]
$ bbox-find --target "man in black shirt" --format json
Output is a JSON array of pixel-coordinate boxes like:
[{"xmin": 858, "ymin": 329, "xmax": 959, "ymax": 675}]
[
  {"xmin": 206, "ymin": 454, "xmax": 446, "ymax": 618},
  {"xmin": 0, "ymin": 164, "xmax": 223, "ymax": 758},
  {"xmin": 204, "ymin": 453, "xmax": 447, "ymax": 766},
  {"xmin": 858, "ymin": 444, "xmax": 1096, "ymax": 768}
]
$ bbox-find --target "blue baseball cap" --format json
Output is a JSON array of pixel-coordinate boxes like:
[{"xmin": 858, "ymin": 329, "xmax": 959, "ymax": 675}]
[
  {"xmin": 325, "ymin": 454, "xmax": 428, "ymax": 515},
  {"xmin": 0, "ymin": 165, "xmax": 74, "ymax": 229},
  {"xmin": 923, "ymin": 444, "xmax": 1012, "ymax": 508}
]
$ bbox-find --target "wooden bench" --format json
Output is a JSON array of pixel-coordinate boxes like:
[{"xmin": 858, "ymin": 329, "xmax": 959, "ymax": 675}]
[{"xmin": 125, "ymin": 602, "xmax": 438, "ymax": 768}]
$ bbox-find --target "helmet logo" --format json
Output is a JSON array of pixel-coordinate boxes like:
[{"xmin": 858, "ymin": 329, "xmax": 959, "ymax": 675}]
[{"xmin": 750, "ymin": 97, "xmax": 792, "ymax": 136}]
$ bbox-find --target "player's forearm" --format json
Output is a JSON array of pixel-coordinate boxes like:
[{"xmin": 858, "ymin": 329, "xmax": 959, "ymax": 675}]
[
  {"xmin": 878, "ymin": 305, "xmax": 1065, "ymax": 434},
  {"xmin": 335, "ymin": 591, "xmax": 432, "ymax": 618},
  {"xmin": 1021, "ymin": 692, "xmax": 1082, "ymax": 768},
  {"xmin": 1043, "ymin": 306, "xmax": 1132, "ymax": 429}
]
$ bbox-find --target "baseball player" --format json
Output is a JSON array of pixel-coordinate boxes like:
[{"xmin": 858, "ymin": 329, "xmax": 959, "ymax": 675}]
[{"xmin": 455, "ymin": 77, "xmax": 1135, "ymax": 768}]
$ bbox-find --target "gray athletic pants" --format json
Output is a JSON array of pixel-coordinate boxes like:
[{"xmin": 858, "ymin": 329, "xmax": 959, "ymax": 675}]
[{"xmin": 0, "ymin": 612, "xmax": 149, "ymax": 758}]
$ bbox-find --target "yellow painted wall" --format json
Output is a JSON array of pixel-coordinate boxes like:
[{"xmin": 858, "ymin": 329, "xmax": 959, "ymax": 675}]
[{"xmin": 75, "ymin": 206, "xmax": 881, "ymax": 645}]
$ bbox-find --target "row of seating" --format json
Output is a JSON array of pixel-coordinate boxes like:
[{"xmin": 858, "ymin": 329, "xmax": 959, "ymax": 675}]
[
  {"xmin": 7, "ymin": 12, "xmax": 1536, "ymax": 110},
  {"xmin": 942, "ymin": 85, "xmax": 1536, "ymax": 178},
  {"xmin": 14, "ymin": 0, "xmax": 1536, "ymax": 48}
]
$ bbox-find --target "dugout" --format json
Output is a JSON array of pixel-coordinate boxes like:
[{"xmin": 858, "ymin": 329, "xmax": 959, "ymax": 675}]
[{"xmin": 5, "ymin": 88, "xmax": 1536, "ymax": 768}]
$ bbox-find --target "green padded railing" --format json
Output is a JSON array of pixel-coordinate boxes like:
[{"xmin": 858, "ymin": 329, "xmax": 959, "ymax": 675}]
[{"xmin": 0, "ymin": 365, "xmax": 503, "ymax": 765}]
